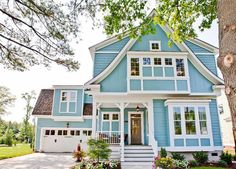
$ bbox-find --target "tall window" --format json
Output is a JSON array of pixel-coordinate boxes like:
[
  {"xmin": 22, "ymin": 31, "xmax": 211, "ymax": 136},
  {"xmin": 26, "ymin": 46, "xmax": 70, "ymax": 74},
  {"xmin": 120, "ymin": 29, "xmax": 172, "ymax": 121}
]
[
  {"xmin": 176, "ymin": 59, "xmax": 185, "ymax": 76},
  {"xmin": 174, "ymin": 107, "xmax": 182, "ymax": 135},
  {"xmin": 198, "ymin": 107, "xmax": 208, "ymax": 134},
  {"xmin": 185, "ymin": 107, "xmax": 196, "ymax": 135},
  {"xmin": 60, "ymin": 91, "xmax": 77, "ymax": 113},
  {"xmin": 131, "ymin": 58, "xmax": 140, "ymax": 76}
]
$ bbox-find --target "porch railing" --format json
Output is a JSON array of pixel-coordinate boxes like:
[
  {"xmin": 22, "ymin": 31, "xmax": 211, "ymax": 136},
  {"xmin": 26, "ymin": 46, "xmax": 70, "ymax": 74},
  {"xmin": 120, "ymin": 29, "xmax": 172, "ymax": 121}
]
[{"xmin": 96, "ymin": 131, "xmax": 121, "ymax": 144}]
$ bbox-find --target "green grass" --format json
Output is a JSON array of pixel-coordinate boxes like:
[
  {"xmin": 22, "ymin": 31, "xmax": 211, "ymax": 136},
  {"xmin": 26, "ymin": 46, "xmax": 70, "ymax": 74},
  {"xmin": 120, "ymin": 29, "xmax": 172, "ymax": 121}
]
[
  {"xmin": 191, "ymin": 167, "xmax": 228, "ymax": 169},
  {"xmin": 0, "ymin": 144, "xmax": 33, "ymax": 160}
]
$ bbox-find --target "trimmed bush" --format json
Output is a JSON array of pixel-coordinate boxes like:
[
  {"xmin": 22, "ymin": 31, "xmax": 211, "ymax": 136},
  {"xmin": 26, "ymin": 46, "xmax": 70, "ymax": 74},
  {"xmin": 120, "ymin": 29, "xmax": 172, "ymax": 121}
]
[
  {"xmin": 171, "ymin": 152, "xmax": 185, "ymax": 160},
  {"xmin": 218, "ymin": 160, "xmax": 228, "ymax": 167},
  {"xmin": 189, "ymin": 160, "xmax": 198, "ymax": 167},
  {"xmin": 156, "ymin": 157, "xmax": 174, "ymax": 169},
  {"xmin": 192, "ymin": 151, "xmax": 208, "ymax": 164},
  {"xmin": 160, "ymin": 148, "xmax": 167, "ymax": 158},
  {"xmin": 220, "ymin": 151, "xmax": 232, "ymax": 165}
]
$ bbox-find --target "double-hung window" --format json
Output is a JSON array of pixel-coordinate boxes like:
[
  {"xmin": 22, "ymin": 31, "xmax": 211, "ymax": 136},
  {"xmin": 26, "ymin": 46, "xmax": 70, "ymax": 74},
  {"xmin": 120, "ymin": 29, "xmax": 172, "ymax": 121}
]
[
  {"xmin": 102, "ymin": 113, "xmax": 120, "ymax": 132},
  {"xmin": 60, "ymin": 91, "xmax": 77, "ymax": 113}
]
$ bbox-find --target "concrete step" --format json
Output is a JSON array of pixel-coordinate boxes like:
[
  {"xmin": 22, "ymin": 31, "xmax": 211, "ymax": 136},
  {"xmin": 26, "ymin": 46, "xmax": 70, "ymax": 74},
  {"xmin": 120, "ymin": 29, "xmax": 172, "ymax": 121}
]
[
  {"xmin": 124, "ymin": 146, "xmax": 152, "ymax": 150},
  {"xmin": 125, "ymin": 157, "xmax": 154, "ymax": 162},
  {"xmin": 124, "ymin": 153, "xmax": 154, "ymax": 158},
  {"xmin": 124, "ymin": 150, "xmax": 154, "ymax": 154}
]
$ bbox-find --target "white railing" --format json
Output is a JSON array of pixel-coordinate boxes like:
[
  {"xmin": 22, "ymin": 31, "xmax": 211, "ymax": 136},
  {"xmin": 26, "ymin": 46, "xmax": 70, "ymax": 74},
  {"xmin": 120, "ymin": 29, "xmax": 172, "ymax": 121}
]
[{"xmin": 96, "ymin": 131, "xmax": 121, "ymax": 144}]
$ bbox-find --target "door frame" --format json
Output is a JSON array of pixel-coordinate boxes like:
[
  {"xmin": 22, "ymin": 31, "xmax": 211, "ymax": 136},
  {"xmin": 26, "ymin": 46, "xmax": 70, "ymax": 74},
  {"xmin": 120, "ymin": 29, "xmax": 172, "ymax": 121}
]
[{"xmin": 128, "ymin": 111, "xmax": 144, "ymax": 145}]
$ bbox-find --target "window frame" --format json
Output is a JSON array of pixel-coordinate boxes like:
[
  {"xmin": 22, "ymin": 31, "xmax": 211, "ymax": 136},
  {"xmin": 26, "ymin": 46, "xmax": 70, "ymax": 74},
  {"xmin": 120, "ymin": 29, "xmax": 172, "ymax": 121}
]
[
  {"xmin": 149, "ymin": 41, "xmax": 161, "ymax": 51},
  {"xmin": 101, "ymin": 112, "xmax": 120, "ymax": 132},
  {"xmin": 59, "ymin": 90, "xmax": 77, "ymax": 113}
]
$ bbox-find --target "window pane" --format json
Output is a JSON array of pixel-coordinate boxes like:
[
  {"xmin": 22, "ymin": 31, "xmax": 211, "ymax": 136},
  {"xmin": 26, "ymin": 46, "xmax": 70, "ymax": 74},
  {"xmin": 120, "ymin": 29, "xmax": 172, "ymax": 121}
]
[
  {"xmin": 45, "ymin": 130, "xmax": 50, "ymax": 135},
  {"xmin": 58, "ymin": 130, "xmax": 62, "ymax": 135},
  {"xmin": 200, "ymin": 121, "xmax": 208, "ymax": 134},
  {"xmin": 131, "ymin": 58, "xmax": 140, "ymax": 76},
  {"xmin": 50, "ymin": 130, "xmax": 55, "ymax": 135},
  {"xmin": 112, "ymin": 114, "xmax": 119, "ymax": 120},
  {"xmin": 88, "ymin": 130, "xmax": 92, "ymax": 136},
  {"xmin": 154, "ymin": 58, "xmax": 162, "ymax": 65},
  {"xmin": 151, "ymin": 42, "xmax": 159, "ymax": 50},
  {"xmin": 174, "ymin": 107, "xmax": 181, "ymax": 120},
  {"xmin": 76, "ymin": 130, "xmax": 80, "ymax": 136},
  {"xmin": 83, "ymin": 130, "xmax": 87, "ymax": 136},
  {"xmin": 165, "ymin": 58, "xmax": 172, "ymax": 65},
  {"xmin": 176, "ymin": 59, "xmax": 185, "ymax": 76},
  {"xmin": 63, "ymin": 130, "xmax": 68, "ymax": 135},
  {"xmin": 70, "ymin": 130, "xmax": 75, "ymax": 136},
  {"xmin": 70, "ymin": 92, "xmax": 76, "ymax": 101},
  {"xmin": 174, "ymin": 121, "xmax": 182, "ymax": 135},
  {"xmin": 103, "ymin": 114, "xmax": 109, "ymax": 120},
  {"xmin": 185, "ymin": 107, "xmax": 195, "ymax": 120},
  {"xmin": 198, "ymin": 107, "xmax": 206, "ymax": 120},
  {"xmin": 61, "ymin": 92, "xmax": 67, "ymax": 101},
  {"xmin": 143, "ymin": 58, "xmax": 151, "ymax": 65},
  {"xmin": 186, "ymin": 121, "xmax": 196, "ymax": 134}
]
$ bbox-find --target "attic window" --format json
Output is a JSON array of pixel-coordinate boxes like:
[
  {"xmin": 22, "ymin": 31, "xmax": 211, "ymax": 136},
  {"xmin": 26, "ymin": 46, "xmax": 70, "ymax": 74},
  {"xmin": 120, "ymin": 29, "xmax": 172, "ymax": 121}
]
[{"xmin": 150, "ymin": 41, "xmax": 161, "ymax": 51}]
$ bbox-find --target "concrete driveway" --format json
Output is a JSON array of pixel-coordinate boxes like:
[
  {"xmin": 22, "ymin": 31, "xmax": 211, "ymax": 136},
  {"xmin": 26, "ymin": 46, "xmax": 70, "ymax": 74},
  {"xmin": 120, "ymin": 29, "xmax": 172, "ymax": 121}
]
[{"xmin": 0, "ymin": 153, "xmax": 76, "ymax": 169}]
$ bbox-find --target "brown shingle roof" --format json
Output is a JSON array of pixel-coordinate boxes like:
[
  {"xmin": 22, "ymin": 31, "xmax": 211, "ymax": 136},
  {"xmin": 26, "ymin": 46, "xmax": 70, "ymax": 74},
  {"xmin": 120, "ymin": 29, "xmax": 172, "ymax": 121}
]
[{"xmin": 32, "ymin": 89, "xmax": 54, "ymax": 115}]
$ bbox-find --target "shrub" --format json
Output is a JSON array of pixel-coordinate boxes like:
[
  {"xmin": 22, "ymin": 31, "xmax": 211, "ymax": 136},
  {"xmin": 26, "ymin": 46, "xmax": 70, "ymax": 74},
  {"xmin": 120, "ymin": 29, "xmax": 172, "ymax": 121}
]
[
  {"xmin": 189, "ymin": 160, "xmax": 198, "ymax": 167},
  {"xmin": 87, "ymin": 139, "xmax": 111, "ymax": 162},
  {"xmin": 156, "ymin": 157, "xmax": 174, "ymax": 169},
  {"xmin": 73, "ymin": 144, "xmax": 86, "ymax": 162},
  {"xmin": 171, "ymin": 152, "xmax": 185, "ymax": 160},
  {"xmin": 160, "ymin": 148, "xmax": 167, "ymax": 158},
  {"xmin": 4, "ymin": 128, "xmax": 13, "ymax": 147},
  {"xmin": 220, "ymin": 151, "xmax": 232, "ymax": 165},
  {"xmin": 73, "ymin": 159, "xmax": 119, "ymax": 169},
  {"xmin": 173, "ymin": 159, "xmax": 189, "ymax": 169},
  {"xmin": 218, "ymin": 160, "xmax": 228, "ymax": 167},
  {"xmin": 192, "ymin": 151, "xmax": 208, "ymax": 164}
]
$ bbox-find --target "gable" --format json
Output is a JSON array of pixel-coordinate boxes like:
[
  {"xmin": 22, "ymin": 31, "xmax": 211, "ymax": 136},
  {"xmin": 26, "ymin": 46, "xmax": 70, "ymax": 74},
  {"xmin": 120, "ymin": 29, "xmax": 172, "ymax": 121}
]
[{"xmin": 130, "ymin": 25, "xmax": 181, "ymax": 52}]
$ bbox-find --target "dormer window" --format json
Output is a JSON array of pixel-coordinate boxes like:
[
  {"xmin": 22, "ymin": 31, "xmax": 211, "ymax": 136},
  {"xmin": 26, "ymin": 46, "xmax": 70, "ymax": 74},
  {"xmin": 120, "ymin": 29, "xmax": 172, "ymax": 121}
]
[{"xmin": 150, "ymin": 41, "xmax": 161, "ymax": 51}]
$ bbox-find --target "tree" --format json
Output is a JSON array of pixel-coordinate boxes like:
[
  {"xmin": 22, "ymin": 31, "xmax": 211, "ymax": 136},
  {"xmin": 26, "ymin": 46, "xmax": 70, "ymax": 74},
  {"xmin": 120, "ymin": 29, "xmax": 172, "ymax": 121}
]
[
  {"xmin": 20, "ymin": 91, "xmax": 36, "ymax": 143},
  {"xmin": 103, "ymin": 0, "xmax": 236, "ymax": 152},
  {"xmin": 0, "ymin": 86, "xmax": 15, "ymax": 116},
  {"xmin": 0, "ymin": 0, "xmax": 102, "ymax": 71},
  {"xmin": 4, "ymin": 125, "xmax": 14, "ymax": 146}
]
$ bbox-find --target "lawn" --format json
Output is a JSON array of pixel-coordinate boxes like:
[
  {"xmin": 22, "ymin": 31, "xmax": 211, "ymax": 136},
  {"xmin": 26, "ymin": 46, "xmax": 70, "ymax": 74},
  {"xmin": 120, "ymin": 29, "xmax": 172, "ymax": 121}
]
[
  {"xmin": 0, "ymin": 144, "xmax": 33, "ymax": 160},
  {"xmin": 191, "ymin": 167, "xmax": 228, "ymax": 169}
]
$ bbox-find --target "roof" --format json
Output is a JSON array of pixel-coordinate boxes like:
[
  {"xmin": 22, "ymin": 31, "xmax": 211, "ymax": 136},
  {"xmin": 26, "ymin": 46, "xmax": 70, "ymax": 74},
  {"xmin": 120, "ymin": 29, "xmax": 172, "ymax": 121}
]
[{"xmin": 32, "ymin": 89, "xmax": 54, "ymax": 116}]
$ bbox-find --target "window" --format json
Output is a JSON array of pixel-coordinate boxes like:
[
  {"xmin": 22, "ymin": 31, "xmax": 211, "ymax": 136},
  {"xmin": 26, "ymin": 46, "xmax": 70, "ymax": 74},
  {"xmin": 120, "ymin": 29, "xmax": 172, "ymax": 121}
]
[
  {"xmin": 176, "ymin": 59, "xmax": 185, "ymax": 76},
  {"xmin": 198, "ymin": 107, "xmax": 208, "ymax": 134},
  {"xmin": 70, "ymin": 130, "xmax": 75, "ymax": 136},
  {"xmin": 173, "ymin": 107, "xmax": 182, "ymax": 135},
  {"xmin": 60, "ymin": 91, "xmax": 77, "ymax": 113},
  {"xmin": 83, "ymin": 103, "xmax": 92, "ymax": 116},
  {"xmin": 165, "ymin": 58, "xmax": 172, "ymax": 65},
  {"xmin": 63, "ymin": 130, "xmax": 68, "ymax": 136},
  {"xmin": 58, "ymin": 130, "xmax": 62, "ymax": 135},
  {"xmin": 45, "ymin": 130, "xmax": 50, "ymax": 135},
  {"xmin": 112, "ymin": 114, "xmax": 119, "ymax": 120},
  {"xmin": 88, "ymin": 130, "xmax": 92, "ymax": 136},
  {"xmin": 130, "ymin": 58, "xmax": 140, "ymax": 76},
  {"xmin": 50, "ymin": 130, "xmax": 55, "ymax": 135},
  {"xmin": 154, "ymin": 58, "xmax": 162, "ymax": 65},
  {"xmin": 185, "ymin": 107, "xmax": 196, "ymax": 135},
  {"xmin": 143, "ymin": 58, "xmax": 151, "ymax": 65},
  {"xmin": 75, "ymin": 130, "xmax": 80, "ymax": 136},
  {"xmin": 150, "ymin": 41, "xmax": 161, "ymax": 51},
  {"xmin": 103, "ymin": 114, "xmax": 109, "ymax": 120}
]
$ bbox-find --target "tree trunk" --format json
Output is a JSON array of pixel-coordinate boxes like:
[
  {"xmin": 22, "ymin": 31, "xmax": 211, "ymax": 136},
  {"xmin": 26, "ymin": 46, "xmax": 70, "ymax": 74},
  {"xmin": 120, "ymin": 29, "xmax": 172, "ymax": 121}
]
[{"xmin": 217, "ymin": 0, "xmax": 236, "ymax": 153}]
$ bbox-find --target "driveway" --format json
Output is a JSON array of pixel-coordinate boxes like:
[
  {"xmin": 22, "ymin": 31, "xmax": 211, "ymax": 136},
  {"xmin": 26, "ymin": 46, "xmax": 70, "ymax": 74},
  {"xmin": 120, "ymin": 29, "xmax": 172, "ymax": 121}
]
[{"xmin": 0, "ymin": 153, "xmax": 76, "ymax": 169}]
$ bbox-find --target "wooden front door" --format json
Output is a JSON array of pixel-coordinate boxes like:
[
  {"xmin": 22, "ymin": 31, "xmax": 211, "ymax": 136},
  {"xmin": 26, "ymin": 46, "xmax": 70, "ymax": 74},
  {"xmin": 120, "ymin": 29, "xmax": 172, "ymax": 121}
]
[{"xmin": 130, "ymin": 114, "xmax": 142, "ymax": 145}]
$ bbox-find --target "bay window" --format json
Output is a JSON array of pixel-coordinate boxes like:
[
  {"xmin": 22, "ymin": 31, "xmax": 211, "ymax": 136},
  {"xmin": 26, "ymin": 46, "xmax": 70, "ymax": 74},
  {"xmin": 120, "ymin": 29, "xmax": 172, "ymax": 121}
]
[{"xmin": 185, "ymin": 107, "xmax": 196, "ymax": 135}]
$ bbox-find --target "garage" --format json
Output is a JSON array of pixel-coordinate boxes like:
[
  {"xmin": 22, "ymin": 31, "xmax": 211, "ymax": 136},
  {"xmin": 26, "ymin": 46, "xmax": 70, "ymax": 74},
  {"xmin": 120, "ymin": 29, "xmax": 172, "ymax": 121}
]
[{"xmin": 40, "ymin": 128, "xmax": 92, "ymax": 152}]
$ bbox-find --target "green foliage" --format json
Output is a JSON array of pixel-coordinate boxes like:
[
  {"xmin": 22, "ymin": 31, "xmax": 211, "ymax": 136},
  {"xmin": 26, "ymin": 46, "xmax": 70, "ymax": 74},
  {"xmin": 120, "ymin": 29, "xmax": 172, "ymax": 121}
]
[
  {"xmin": 189, "ymin": 160, "xmax": 198, "ymax": 167},
  {"xmin": 73, "ymin": 144, "xmax": 86, "ymax": 162},
  {"xmin": 155, "ymin": 157, "xmax": 174, "ymax": 169},
  {"xmin": 74, "ymin": 160, "xmax": 119, "ymax": 169},
  {"xmin": 4, "ymin": 126, "xmax": 13, "ymax": 146},
  {"xmin": 171, "ymin": 152, "xmax": 185, "ymax": 160},
  {"xmin": 87, "ymin": 139, "xmax": 111, "ymax": 162},
  {"xmin": 160, "ymin": 147, "xmax": 167, "ymax": 158},
  {"xmin": 192, "ymin": 151, "xmax": 208, "ymax": 165},
  {"xmin": 218, "ymin": 160, "xmax": 228, "ymax": 167},
  {"xmin": 220, "ymin": 151, "xmax": 232, "ymax": 165},
  {"xmin": 173, "ymin": 159, "xmax": 189, "ymax": 169},
  {"xmin": 0, "ymin": 86, "xmax": 16, "ymax": 115}
]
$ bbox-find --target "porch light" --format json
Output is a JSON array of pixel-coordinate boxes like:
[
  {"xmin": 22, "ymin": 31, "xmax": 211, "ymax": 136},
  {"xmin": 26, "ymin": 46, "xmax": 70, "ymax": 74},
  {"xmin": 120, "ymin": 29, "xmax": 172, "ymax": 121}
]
[
  {"xmin": 136, "ymin": 105, "xmax": 140, "ymax": 112},
  {"xmin": 66, "ymin": 122, "xmax": 70, "ymax": 128}
]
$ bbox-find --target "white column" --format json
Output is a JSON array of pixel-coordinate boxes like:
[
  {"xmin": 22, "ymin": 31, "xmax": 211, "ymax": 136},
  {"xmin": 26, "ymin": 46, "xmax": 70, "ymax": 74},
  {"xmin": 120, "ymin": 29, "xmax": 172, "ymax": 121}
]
[
  {"xmin": 120, "ymin": 103, "xmax": 125, "ymax": 161},
  {"xmin": 92, "ymin": 99, "xmax": 97, "ymax": 138}
]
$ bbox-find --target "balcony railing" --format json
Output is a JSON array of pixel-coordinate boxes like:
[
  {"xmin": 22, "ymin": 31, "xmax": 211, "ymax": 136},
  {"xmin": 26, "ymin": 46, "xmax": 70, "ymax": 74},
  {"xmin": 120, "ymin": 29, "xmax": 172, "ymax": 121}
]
[{"xmin": 96, "ymin": 131, "xmax": 121, "ymax": 144}]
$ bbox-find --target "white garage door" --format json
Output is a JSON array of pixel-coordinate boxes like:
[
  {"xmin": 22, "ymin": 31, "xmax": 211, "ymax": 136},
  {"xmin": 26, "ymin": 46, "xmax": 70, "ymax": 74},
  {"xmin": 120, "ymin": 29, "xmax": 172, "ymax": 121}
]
[{"xmin": 41, "ymin": 128, "xmax": 92, "ymax": 152}]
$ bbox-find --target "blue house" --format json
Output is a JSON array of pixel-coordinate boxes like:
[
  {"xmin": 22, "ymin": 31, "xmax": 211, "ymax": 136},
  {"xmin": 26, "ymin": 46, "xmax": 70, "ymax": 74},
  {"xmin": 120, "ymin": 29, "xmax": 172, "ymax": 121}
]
[{"xmin": 32, "ymin": 13, "xmax": 224, "ymax": 167}]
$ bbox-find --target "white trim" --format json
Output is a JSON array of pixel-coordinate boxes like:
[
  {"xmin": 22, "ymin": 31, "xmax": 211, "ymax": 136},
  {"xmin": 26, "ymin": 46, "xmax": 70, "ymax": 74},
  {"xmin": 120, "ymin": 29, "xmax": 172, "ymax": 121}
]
[
  {"xmin": 164, "ymin": 146, "xmax": 223, "ymax": 152},
  {"xmin": 127, "ymin": 51, "xmax": 189, "ymax": 56},
  {"xmin": 101, "ymin": 112, "xmax": 120, "ymax": 133},
  {"xmin": 128, "ymin": 111, "xmax": 144, "ymax": 145},
  {"xmin": 53, "ymin": 116, "xmax": 84, "ymax": 121},
  {"xmin": 165, "ymin": 99, "xmax": 211, "ymax": 106},
  {"xmin": 194, "ymin": 53, "xmax": 216, "ymax": 55},
  {"xmin": 149, "ymin": 40, "xmax": 161, "ymax": 51},
  {"xmin": 53, "ymin": 85, "xmax": 84, "ymax": 89},
  {"xmin": 59, "ymin": 90, "xmax": 77, "ymax": 113}
]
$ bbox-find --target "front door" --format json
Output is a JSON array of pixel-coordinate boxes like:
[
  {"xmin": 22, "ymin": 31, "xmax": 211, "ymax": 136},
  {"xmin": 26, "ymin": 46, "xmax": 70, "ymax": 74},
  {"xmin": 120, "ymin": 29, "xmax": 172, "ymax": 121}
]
[{"xmin": 130, "ymin": 114, "xmax": 142, "ymax": 145}]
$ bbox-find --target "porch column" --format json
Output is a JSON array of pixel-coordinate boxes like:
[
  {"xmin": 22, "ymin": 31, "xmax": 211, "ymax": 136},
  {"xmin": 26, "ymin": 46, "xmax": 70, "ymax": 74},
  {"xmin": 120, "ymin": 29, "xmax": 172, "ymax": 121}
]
[
  {"xmin": 120, "ymin": 103, "xmax": 125, "ymax": 161},
  {"xmin": 92, "ymin": 100, "xmax": 97, "ymax": 138}
]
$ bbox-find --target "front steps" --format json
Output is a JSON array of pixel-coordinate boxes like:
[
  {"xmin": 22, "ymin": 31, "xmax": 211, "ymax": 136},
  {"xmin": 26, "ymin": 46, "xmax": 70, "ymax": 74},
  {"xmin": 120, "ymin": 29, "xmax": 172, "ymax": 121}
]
[{"xmin": 121, "ymin": 145, "xmax": 155, "ymax": 169}]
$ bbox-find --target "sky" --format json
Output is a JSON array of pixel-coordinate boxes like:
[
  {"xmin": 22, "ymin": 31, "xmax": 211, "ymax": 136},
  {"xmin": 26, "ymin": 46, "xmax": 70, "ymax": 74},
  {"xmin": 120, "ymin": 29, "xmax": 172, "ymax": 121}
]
[{"xmin": 0, "ymin": 16, "xmax": 219, "ymax": 123}]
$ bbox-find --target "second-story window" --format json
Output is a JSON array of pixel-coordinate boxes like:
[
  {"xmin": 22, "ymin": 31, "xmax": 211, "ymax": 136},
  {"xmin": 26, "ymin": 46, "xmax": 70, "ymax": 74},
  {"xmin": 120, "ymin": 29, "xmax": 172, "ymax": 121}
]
[
  {"xmin": 176, "ymin": 59, "xmax": 185, "ymax": 76},
  {"xmin": 60, "ymin": 91, "xmax": 77, "ymax": 113},
  {"xmin": 131, "ymin": 58, "xmax": 140, "ymax": 76},
  {"xmin": 165, "ymin": 58, "xmax": 172, "ymax": 65}
]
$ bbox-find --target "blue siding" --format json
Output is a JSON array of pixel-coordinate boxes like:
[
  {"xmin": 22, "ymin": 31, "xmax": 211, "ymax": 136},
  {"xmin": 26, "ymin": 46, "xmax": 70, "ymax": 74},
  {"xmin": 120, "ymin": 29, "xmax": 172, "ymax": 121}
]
[
  {"xmin": 186, "ymin": 139, "xmax": 199, "ymax": 146},
  {"xmin": 185, "ymin": 40, "xmax": 211, "ymax": 53},
  {"xmin": 143, "ymin": 67, "xmax": 152, "ymax": 77},
  {"xmin": 196, "ymin": 54, "xmax": 218, "ymax": 75},
  {"xmin": 164, "ymin": 67, "xmax": 174, "ymax": 77},
  {"xmin": 130, "ymin": 79, "xmax": 141, "ymax": 91},
  {"xmin": 177, "ymin": 80, "xmax": 188, "ymax": 91},
  {"xmin": 84, "ymin": 94, "xmax": 92, "ymax": 103},
  {"xmin": 100, "ymin": 57, "xmax": 127, "ymax": 92},
  {"xmin": 154, "ymin": 67, "xmax": 163, "ymax": 77},
  {"xmin": 174, "ymin": 139, "xmax": 184, "ymax": 147},
  {"xmin": 210, "ymin": 99, "xmax": 222, "ymax": 146},
  {"xmin": 143, "ymin": 80, "xmax": 175, "ymax": 91},
  {"xmin": 130, "ymin": 25, "xmax": 180, "ymax": 52},
  {"xmin": 153, "ymin": 100, "xmax": 170, "ymax": 147},
  {"xmin": 53, "ymin": 89, "xmax": 83, "ymax": 116},
  {"xmin": 35, "ymin": 118, "xmax": 92, "ymax": 150},
  {"xmin": 98, "ymin": 37, "xmax": 130, "ymax": 51},
  {"xmin": 188, "ymin": 60, "xmax": 213, "ymax": 93},
  {"xmin": 201, "ymin": 138, "xmax": 211, "ymax": 146}
]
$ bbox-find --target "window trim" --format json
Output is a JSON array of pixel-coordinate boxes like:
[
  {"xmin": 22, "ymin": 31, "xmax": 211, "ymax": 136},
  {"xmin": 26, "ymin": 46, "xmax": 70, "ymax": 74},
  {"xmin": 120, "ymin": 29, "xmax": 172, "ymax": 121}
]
[
  {"xmin": 59, "ymin": 90, "xmax": 77, "ymax": 113},
  {"xmin": 149, "ymin": 41, "xmax": 161, "ymax": 51},
  {"xmin": 101, "ymin": 112, "xmax": 120, "ymax": 132}
]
